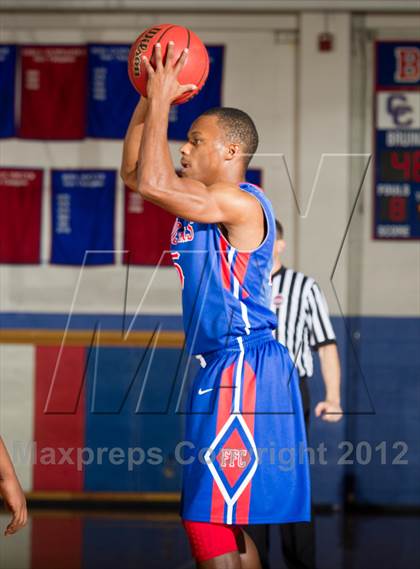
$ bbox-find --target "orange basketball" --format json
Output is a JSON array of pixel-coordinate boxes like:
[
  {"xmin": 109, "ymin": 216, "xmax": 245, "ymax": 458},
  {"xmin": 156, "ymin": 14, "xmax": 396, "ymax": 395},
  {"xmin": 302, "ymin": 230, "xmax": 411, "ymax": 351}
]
[{"xmin": 128, "ymin": 24, "xmax": 209, "ymax": 105}]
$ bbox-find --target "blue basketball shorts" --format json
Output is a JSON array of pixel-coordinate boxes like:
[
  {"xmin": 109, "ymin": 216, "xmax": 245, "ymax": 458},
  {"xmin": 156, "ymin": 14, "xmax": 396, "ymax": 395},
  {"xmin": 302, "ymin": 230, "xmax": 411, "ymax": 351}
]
[{"xmin": 180, "ymin": 331, "xmax": 311, "ymax": 525}]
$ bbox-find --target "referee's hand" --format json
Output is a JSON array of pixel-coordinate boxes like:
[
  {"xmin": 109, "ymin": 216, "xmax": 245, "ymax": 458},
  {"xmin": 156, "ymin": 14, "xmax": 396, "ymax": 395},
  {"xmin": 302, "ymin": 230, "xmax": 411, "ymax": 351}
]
[{"xmin": 314, "ymin": 400, "xmax": 343, "ymax": 422}]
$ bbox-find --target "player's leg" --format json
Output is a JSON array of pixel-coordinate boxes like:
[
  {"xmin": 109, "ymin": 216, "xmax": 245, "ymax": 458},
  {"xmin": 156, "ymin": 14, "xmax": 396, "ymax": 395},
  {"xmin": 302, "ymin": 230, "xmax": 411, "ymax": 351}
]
[
  {"xmin": 198, "ymin": 529, "xmax": 262, "ymax": 569},
  {"xmin": 242, "ymin": 524, "xmax": 270, "ymax": 568},
  {"xmin": 238, "ymin": 529, "xmax": 263, "ymax": 569},
  {"xmin": 184, "ymin": 521, "xmax": 262, "ymax": 569},
  {"xmin": 198, "ymin": 552, "xmax": 242, "ymax": 569},
  {"xmin": 184, "ymin": 521, "xmax": 241, "ymax": 568}
]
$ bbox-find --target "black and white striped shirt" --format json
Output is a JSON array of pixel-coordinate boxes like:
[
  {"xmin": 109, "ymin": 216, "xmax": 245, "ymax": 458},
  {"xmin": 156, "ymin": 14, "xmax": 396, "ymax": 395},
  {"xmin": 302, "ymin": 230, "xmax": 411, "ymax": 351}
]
[{"xmin": 271, "ymin": 266, "xmax": 336, "ymax": 378}]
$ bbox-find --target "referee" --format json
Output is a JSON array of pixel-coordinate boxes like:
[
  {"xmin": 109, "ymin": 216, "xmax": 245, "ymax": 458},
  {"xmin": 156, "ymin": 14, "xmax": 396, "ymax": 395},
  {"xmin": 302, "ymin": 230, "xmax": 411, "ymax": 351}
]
[{"xmin": 247, "ymin": 220, "xmax": 343, "ymax": 569}]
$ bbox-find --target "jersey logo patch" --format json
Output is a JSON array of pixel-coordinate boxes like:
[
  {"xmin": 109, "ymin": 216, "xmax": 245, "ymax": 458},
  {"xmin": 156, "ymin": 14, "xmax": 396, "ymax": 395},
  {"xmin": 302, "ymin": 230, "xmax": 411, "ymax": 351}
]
[
  {"xmin": 171, "ymin": 218, "xmax": 195, "ymax": 245},
  {"xmin": 198, "ymin": 387, "xmax": 213, "ymax": 395},
  {"xmin": 206, "ymin": 416, "xmax": 257, "ymax": 497},
  {"xmin": 170, "ymin": 251, "xmax": 184, "ymax": 288}
]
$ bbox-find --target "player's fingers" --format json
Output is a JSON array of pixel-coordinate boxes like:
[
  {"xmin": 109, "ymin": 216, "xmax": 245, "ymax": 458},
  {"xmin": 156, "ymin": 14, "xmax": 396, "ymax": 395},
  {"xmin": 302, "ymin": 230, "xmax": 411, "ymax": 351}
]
[
  {"xmin": 174, "ymin": 48, "xmax": 189, "ymax": 75},
  {"xmin": 19, "ymin": 514, "xmax": 27, "ymax": 530},
  {"xmin": 16, "ymin": 506, "xmax": 26, "ymax": 528},
  {"xmin": 166, "ymin": 41, "xmax": 175, "ymax": 65},
  {"xmin": 5, "ymin": 514, "xmax": 18, "ymax": 536},
  {"xmin": 142, "ymin": 55, "xmax": 155, "ymax": 76},
  {"xmin": 179, "ymin": 83, "xmax": 198, "ymax": 95},
  {"xmin": 154, "ymin": 43, "xmax": 163, "ymax": 70},
  {"xmin": 5, "ymin": 503, "xmax": 28, "ymax": 535}
]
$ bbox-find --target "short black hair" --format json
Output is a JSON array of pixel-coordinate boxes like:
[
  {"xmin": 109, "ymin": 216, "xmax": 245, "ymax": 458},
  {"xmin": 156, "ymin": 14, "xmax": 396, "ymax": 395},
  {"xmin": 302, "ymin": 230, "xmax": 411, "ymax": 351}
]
[
  {"xmin": 275, "ymin": 219, "xmax": 284, "ymax": 240},
  {"xmin": 201, "ymin": 107, "xmax": 259, "ymax": 168}
]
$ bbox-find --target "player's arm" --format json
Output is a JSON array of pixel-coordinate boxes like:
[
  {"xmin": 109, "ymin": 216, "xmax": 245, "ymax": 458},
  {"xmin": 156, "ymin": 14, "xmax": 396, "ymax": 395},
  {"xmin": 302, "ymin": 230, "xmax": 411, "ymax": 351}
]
[
  {"xmin": 139, "ymin": 93, "xmax": 255, "ymax": 222},
  {"xmin": 137, "ymin": 43, "xmax": 257, "ymax": 225},
  {"xmin": 120, "ymin": 96, "xmax": 149, "ymax": 191},
  {"xmin": 0, "ymin": 437, "xmax": 27, "ymax": 536}
]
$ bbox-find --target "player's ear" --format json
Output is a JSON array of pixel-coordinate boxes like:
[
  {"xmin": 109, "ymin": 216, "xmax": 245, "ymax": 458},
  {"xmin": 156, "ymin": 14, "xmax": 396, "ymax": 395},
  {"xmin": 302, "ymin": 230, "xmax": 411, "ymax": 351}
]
[{"xmin": 225, "ymin": 143, "xmax": 240, "ymax": 161}]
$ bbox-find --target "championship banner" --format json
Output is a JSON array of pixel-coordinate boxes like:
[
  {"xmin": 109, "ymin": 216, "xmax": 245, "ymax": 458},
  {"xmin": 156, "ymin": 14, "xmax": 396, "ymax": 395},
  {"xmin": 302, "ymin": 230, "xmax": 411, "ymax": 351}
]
[
  {"xmin": 168, "ymin": 45, "xmax": 224, "ymax": 141},
  {"xmin": 87, "ymin": 44, "xmax": 139, "ymax": 139},
  {"xmin": 0, "ymin": 45, "xmax": 16, "ymax": 138},
  {"xmin": 123, "ymin": 187, "xmax": 174, "ymax": 266},
  {"xmin": 51, "ymin": 170, "xmax": 116, "ymax": 265},
  {"xmin": 20, "ymin": 46, "xmax": 87, "ymax": 139},
  {"xmin": 0, "ymin": 168, "xmax": 43, "ymax": 263},
  {"xmin": 374, "ymin": 41, "xmax": 420, "ymax": 240}
]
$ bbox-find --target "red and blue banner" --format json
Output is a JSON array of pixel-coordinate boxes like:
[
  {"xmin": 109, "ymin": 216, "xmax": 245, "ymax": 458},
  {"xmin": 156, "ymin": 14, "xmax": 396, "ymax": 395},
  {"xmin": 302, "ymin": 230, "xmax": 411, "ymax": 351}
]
[
  {"xmin": 0, "ymin": 168, "xmax": 42, "ymax": 263},
  {"xmin": 5, "ymin": 43, "xmax": 223, "ymax": 141},
  {"xmin": 87, "ymin": 44, "xmax": 139, "ymax": 139},
  {"xmin": 374, "ymin": 41, "xmax": 420, "ymax": 240},
  {"xmin": 0, "ymin": 45, "xmax": 16, "ymax": 138},
  {"xmin": 168, "ymin": 45, "xmax": 224, "ymax": 141},
  {"xmin": 20, "ymin": 46, "xmax": 87, "ymax": 140},
  {"xmin": 50, "ymin": 170, "xmax": 116, "ymax": 265}
]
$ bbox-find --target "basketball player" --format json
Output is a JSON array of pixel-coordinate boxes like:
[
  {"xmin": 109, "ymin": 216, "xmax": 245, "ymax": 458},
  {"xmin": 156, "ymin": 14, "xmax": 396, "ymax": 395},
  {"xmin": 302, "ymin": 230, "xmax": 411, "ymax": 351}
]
[
  {"xmin": 121, "ymin": 42, "xmax": 310, "ymax": 568},
  {"xmin": 0, "ymin": 437, "xmax": 27, "ymax": 535}
]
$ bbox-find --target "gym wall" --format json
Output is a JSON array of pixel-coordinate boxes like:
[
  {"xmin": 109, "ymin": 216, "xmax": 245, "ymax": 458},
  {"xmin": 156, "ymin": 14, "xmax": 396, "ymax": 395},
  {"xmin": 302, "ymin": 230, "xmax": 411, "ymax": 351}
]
[{"xmin": 0, "ymin": 10, "xmax": 419, "ymax": 506}]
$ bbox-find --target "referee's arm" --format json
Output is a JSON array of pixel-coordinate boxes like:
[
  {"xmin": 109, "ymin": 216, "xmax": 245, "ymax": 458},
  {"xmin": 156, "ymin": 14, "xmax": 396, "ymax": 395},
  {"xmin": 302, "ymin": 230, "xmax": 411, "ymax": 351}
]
[{"xmin": 307, "ymin": 283, "xmax": 343, "ymax": 422}]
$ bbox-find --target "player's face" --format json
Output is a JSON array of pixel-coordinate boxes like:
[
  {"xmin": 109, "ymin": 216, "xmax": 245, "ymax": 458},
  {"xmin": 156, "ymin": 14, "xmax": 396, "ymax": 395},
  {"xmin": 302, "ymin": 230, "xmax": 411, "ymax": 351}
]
[{"xmin": 179, "ymin": 116, "xmax": 227, "ymax": 184}]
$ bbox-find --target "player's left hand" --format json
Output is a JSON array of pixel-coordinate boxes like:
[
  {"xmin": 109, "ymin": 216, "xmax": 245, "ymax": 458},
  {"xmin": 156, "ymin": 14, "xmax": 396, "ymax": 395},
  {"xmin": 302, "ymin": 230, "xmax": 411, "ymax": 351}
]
[
  {"xmin": 315, "ymin": 400, "xmax": 343, "ymax": 422},
  {"xmin": 142, "ymin": 42, "xmax": 197, "ymax": 104}
]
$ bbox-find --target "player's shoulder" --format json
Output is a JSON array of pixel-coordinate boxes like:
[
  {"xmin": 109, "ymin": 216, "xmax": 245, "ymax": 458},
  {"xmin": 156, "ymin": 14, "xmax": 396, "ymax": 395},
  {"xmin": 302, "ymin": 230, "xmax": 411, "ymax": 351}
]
[
  {"xmin": 208, "ymin": 182, "xmax": 262, "ymax": 210},
  {"xmin": 208, "ymin": 181, "xmax": 247, "ymax": 195}
]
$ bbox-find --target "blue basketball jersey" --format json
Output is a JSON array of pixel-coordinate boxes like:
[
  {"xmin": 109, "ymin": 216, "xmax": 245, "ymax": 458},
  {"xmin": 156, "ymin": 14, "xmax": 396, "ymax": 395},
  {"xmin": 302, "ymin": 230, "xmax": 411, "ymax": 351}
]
[
  {"xmin": 170, "ymin": 183, "xmax": 277, "ymax": 355},
  {"xmin": 171, "ymin": 183, "xmax": 311, "ymax": 526}
]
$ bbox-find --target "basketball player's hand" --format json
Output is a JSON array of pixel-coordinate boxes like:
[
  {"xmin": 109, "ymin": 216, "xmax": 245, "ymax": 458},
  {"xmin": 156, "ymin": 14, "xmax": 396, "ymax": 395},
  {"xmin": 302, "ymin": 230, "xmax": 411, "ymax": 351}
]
[
  {"xmin": 315, "ymin": 400, "xmax": 343, "ymax": 422},
  {"xmin": 142, "ymin": 42, "xmax": 197, "ymax": 104},
  {"xmin": 0, "ymin": 475, "xmax": 27, "ymax": 536}
]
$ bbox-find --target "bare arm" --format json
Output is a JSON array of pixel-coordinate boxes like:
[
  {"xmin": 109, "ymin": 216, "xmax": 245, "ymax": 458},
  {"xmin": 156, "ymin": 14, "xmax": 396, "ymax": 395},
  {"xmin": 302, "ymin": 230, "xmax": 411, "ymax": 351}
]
[
  {"xmin": 0, "ymin": 437, "xmax": 27, "ymax": 535},
  {"xmin": 137, "ymin": 43, "xmax": 262, "ymax": 232},
  {"xmin": 315, "ymin": 343, "xmax": 343, "ymax": 422},
  {"xmin": 120, "ymin": 96, "xmax": 149, "ymax": 191}
]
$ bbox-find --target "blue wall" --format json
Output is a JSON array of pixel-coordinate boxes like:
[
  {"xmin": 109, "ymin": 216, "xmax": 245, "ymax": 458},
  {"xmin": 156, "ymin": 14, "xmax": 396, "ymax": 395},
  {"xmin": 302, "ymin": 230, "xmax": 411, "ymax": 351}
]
[
  {"xmin": 2, "ymin": 312, "xmax": 419, "ymax": 505},
  {"xmin": 309, "ymin": 316, "xmax": 420, "ymax": 505}
]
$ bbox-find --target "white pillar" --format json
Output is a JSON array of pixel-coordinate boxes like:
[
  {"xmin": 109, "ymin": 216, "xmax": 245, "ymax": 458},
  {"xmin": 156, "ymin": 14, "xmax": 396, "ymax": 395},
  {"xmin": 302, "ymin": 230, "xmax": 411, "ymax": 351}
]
[{"xmin": 297, "ymin": 12, "xmax": 351, "ymax": 313}]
